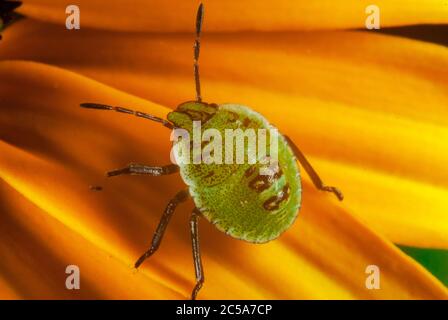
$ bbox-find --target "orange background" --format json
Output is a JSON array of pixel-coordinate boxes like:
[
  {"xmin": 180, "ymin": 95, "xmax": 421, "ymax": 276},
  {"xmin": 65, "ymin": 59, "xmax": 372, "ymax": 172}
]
[{"xmin": 0, "ymin": 1, "xmax": 447, "ymax": 299}]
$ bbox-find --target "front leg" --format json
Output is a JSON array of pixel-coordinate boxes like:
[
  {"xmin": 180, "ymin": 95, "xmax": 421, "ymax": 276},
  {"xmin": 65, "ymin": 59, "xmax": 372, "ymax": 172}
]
[
  {"xmin": 107, "ymin": 163, "xmax": 179, "ymax": 177},
  {"xmin": 285, "ymin": 136, "xmax": 343, "ymax": 201}
]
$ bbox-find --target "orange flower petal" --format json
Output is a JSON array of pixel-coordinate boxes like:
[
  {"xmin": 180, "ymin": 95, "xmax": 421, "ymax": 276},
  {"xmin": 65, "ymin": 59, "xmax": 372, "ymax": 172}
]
[
  {"xmin": 0, "ymin": 60, "xmax": 446, "ymax": 298},
  {"xmin": 2, "ymin": 19, "xmax": 447, "ymax": 248},
  {"xmin": 18, "ymin": 0, "xmax": 448, "ymax": 32}
]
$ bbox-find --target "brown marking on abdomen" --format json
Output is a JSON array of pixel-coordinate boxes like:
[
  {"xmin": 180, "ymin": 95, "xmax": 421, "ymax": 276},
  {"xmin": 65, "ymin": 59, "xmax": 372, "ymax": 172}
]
[
  {"xmin": 204, "ymin": 171, "xmax": 215, "ymax": 178},
  {"xmin": 244, "ymin": 165, "xmax": 257, "ymax": 178},
  {"xmin": 263, "ymin": 184, "xmax": 291, "ymax": 211},
  {"xmin": 226, "ymin": 111, "xmax": 239, "ymax": 122},
  {"xmin": 249, "ymin": 168, "xmax": 283, "ymax": 192}
]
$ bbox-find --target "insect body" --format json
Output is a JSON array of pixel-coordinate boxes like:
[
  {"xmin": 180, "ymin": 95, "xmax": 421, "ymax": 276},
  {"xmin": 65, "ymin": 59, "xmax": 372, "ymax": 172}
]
[
  {"xmin": 80, "ymin": 3, "xmax": 343, "ymax": 300},
  {"xmin": 168, "ymin": 101, "xmax": 302, "ymax": 243}
]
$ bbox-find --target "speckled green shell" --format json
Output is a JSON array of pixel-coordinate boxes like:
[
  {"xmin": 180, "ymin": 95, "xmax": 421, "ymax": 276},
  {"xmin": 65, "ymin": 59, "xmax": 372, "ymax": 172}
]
[{"xmin": 168, "ymin": 101, "xmax": 301, "ymax": 243}]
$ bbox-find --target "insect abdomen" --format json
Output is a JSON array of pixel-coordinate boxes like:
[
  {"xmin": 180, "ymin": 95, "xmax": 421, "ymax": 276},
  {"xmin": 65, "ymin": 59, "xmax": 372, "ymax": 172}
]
[{"xmin": 181, "ymin": 104, "xmax": 302, "ymax": 243}]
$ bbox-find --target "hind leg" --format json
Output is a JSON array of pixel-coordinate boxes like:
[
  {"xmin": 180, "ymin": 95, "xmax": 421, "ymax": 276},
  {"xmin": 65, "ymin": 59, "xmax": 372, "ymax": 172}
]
[
  {"xmin": 285, "ymin": 136, "xmax": 343, "ymax": 201},
  {"xmin": 190, "ymin": 208, "xmax": 204, "ymax": 300},
  {"xmin": 134, "ymin": 190, "xmax": 189, "ymax": 268}
]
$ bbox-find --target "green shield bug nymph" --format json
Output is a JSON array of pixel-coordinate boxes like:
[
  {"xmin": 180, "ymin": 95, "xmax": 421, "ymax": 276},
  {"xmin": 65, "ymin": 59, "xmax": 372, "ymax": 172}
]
[{"xmin": 80, "ymin": 3, "xmax": 343, "ymax": 300}]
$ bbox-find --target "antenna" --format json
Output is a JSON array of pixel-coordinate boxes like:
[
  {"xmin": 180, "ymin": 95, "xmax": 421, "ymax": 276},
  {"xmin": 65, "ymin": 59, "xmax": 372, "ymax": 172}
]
[{"xmin": 194, "ymin": 3, "xmax": 204, "ymax": 102}]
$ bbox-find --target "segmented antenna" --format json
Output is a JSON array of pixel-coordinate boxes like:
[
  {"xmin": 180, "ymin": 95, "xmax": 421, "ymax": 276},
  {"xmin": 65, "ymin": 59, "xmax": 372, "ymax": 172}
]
[
  {"xmin": 80, "ymin": 103, "xmax": 174, "ymax": 129},
  {"xmin": 194, "ymin": 3, "xmax": 204, "ymax": 102}
]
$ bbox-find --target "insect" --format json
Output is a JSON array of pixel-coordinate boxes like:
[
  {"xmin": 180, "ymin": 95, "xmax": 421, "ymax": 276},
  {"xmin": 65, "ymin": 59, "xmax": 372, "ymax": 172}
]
[{"xmin": 80, "ymin": 3, "xmax": 343, "ymax": 300}]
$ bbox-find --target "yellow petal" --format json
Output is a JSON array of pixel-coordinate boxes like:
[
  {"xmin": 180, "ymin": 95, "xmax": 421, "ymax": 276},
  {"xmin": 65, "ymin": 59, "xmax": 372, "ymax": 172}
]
[
  {"xmin": 0, "ymin": 178, "xmax": 183, "ymax": 299},
  {"xmin": 2, "ymin": 19, "xmax": 447, "ymax": 248},
  {"xmin": 0, "ymin": 60, "xmax": 446, "ymax": 298},
  {"xmin": 18, "ymin": 0, "xmax": 448, "ymax": 32}
]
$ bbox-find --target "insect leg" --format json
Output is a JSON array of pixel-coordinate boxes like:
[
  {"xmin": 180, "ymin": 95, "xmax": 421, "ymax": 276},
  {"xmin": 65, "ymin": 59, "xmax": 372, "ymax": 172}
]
[
  {"xmin": 190, "ymin": 208, "xmax": 204, "ymax": 300},
  {"xmin": 134, "ymin": 189, "xmax": 189, "ymax": 268},
  {"xmin": 80, "ymin": 103, "xmax": 174, "ymax": 129},
  {"xmin": 285, "ymin": 136, "xmax": 344, "ymax": 201},
  {"xmin": 107, "ymin": 163, "xmax": 179, "ymax": 177},
  {"xmin": 194, "ymin": 3, "xmax": 204, "ymax": 102}
]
